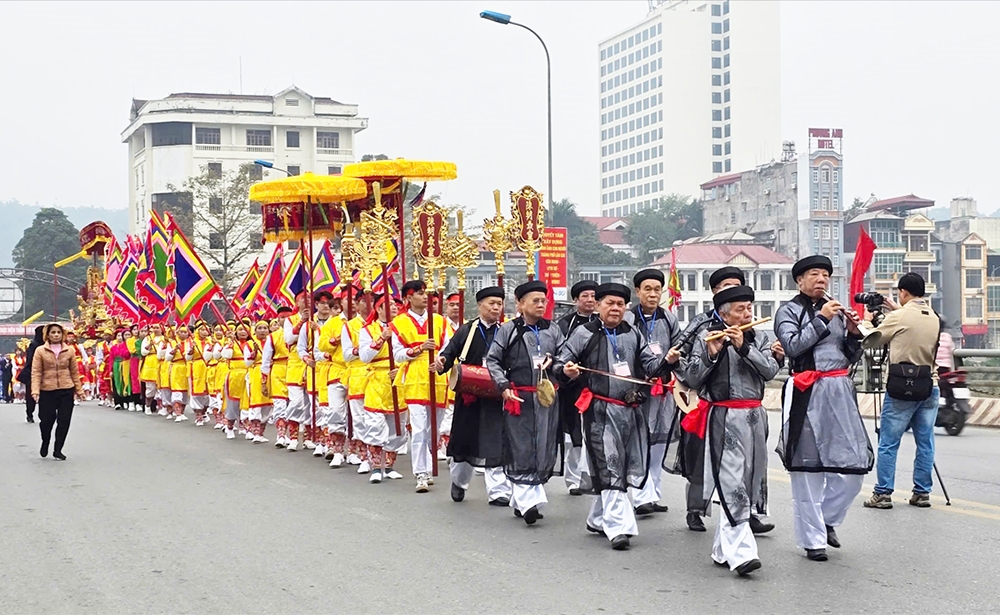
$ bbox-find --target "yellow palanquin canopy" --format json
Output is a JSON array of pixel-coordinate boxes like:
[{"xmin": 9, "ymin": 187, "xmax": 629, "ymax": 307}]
[
  {"xmin": 343, "ymin": 159, "xmax": 457, "ymax": 182},
  {"xmin": 249, "ymin": 172, "xmax": 369, "ymax": 204}
]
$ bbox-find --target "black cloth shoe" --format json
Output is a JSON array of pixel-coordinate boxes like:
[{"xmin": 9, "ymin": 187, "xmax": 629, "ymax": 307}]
[
  {"xmin": 53, "ymin": 452, "xmax": 66, "ymax": 461},
  {"xmin": 522, "ymin": 505, "xmax": 540, "ymax": 525},
  {"xmin": 826, "ymin": 525, "xmax": 840, "ymax": 548},
  {"xmin": 687, "ymin": 512, "xmax": 706, "ymax": 532},
  {"xmin": 651, "ymin": 503, "xmax": 669, "ymax": 513},
  {"xmin": 634, "ymin": 503, "xmax": 655, "ymax": 516},
  {"xmin": 514, "ymin": 508, "xmax": 544, "ymax": 520},
  {"xmin": 26, "ymin": 415, "xmax": 35, "ymax": 423},
  {"xmin": 587, "ymin": 524, "xmax": 606, "ymax": 536},
  {"xmin": 489, "ymin": 497, "xmax": 510, "ymax": 507},
  {"xmin": 611, "ymin": 535, "xmax": 630, "ymax": 550},
  {"xmin": 569, "ymin": 487, "xmax": 585, "ymax": 496},
  {"xmin": 736, "ymin": 559, "xmax": 762, "ymax": 577},
  {"xmin": 450, "ymin": 483, "xmax": 466, "ymax": 503},
  {"xmin": 750, "ymin": 516, "xmax": 775, "ymax": 534},
  {"xmin": 806, "ymin": 548, "xmax": 828, "ymax": 562},
  {"xmin": 713, "ymin": 559, "xmax": 728, "ymax": 567},
  {"xmin": 40, "ymin": 442, "xmax": 49, "ymax": 458}
]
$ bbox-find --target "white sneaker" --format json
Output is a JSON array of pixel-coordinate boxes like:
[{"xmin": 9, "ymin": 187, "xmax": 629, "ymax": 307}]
[
  {"xmin": 329, "ymin": 453, "xmax": 344, "ymax": 468},
  {"xmin": 252, "ymin": 435, "xmax": 262, "ymax": 444},
  {"xmin": 312, "ymin": 445, "xmax": 326, "ymax": 457},
  {"xmin": 370, "ymin": 469, "xmax": 383, "ymax": 484},
  {"xmin": 98, "ymin": 400, "xmax": 105, "ymax": 407},
  {"xmin": 213, "ymin": 422, "xmax": 224, "ymax": 430},
  {"xmin": 347, "ymin": 453, "xmax": 363, "ymax": 465},
  {"xmin": 415, "ymin": 474, "xmax": 430, "ymax": 493},
  {"xmin": 357, "ymin": 460, "xmax": 370, "ymax": 474},
  {"xmin": 428, "ymin": 476, "xmax": 435, "ymax": 486},
  {"xmin": 164, "ymin": 412, "xmax": 174, "ymax": 420},
  {"xmin": 385, "ymin": 469, "xmax": 403, "ymax": 480},
  {"xmin": 194, "ymin": 419, "xmax": 203, "ymax": 427},
  {"xmin": 157, "ymin": 408, "xmax": 168, "ymax": 416},
  {"xmin": 225, "ymin": 428, "xmax": 235, "ymax": 440},
  {"xmin": 245, "ymin": 431, "xmax": 255, "ymax": 440},
  {"xmin": 437, "ymin": 448, "xmax": 447, "ymax": 461},
  {"xmin": 287, "ymin": 440, "xmax": 299, "ymax": 452},
  {"xmin": 256, "ymin": 435, "xmax": 269, "ymax": 444},
  {"xmin": 144, "ymin": 409, "xmax": 153, "ymax": 416},
  {"xmin": 175, "ymin": 415, "xmax": 188, "ymax": 423},
  {"xmin": 274, "ymin": 438, "xmax": 286, "ymax": 449},
  {"xmin": 304, "ymin": 440, "xmax": 316, "ymax": 450},
  {"xmin": 474, "ymin": 467, "xmax": 486, "ymax": 475}
]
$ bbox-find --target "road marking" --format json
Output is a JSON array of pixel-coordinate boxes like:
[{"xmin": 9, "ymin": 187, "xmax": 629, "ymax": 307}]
[
  {"xmin": 271, "ymin": 478, "xmax": 305, "ymax": 489},
  {"xmin": 767, "ymin": 470, "xmax": 1000, "ymax": 522}
]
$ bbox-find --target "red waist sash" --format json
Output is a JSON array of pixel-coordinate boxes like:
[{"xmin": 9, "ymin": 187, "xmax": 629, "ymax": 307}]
[
  {"xmin": 681, "ymin": 398, "xmax": 761, "ymax": 439},
  {"xmin": 792, "ymin": 369, "xmax": 850, "ymax": 393}
]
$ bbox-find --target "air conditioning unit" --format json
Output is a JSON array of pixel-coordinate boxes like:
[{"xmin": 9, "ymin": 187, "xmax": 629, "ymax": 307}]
[
  {"xmin": 764, "ymin": 189, "xmax": 771, "ymax": 195},
  {"xmin": 724, "ymin": 195, "xmax": 730, "ymax": 202},
  {"xmin": 791, "ymin": 183, "xmax": 797, "ymax": 190}
]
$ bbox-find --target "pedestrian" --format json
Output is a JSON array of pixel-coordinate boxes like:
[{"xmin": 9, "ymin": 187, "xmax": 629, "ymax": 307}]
[
  {"xmin": 623, "ymin": 269, "xmax": 682, "ymax": 516},
  {"xmin": 435, "ymin": 285, "xmax": 512, "ymax": 506},
  {"xmin": 556, "ymin": 280, "xmax": 599, "ymax": 496},
  {"xmin": 681, "ymin": 285, "xmax": 782, "ymax": 575},
  {"xmin": 486, "ymin": 280, "xmax": 565, "ymax": 525},
  {"xmin": 774, "ymin": 255, "xmax": 873, "ymax": 562},
  {"xmin": 554, "ymin": 282, "xmax": 676, "ymax": 550},
  {"xmin": 18, "ymin": 325, "xmax": 45, "ymax": 423},
  {"xmin": 862, "ymin": 273, "xmax": 942, "ymax": 510},
  {"xmin": 31, "ymin": 323, "xmax": 84, "ymax": 460},
  {"xmin": 1, "ymin": 355, "xmax": 12, "ymax": 403}
]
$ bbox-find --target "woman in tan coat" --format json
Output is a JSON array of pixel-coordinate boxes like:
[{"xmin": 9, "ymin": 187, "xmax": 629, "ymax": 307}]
[{"xmin": 31, "ymin": 323, "xmax": 83, "ymax": 460}]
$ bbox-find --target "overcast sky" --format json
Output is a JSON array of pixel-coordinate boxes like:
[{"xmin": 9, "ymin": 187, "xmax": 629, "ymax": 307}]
[{"xmin": 2, "ymin": 0, "xmax": 998, "ymax": 223}]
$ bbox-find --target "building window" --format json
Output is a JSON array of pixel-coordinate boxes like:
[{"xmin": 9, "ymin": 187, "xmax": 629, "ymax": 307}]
[
  {"xmin": 729, "ymin": 211, "xmax": 736, "ymax": 225},
  {"xmin": 328, "ymin": 165, "xmax": 342, "ymax": 175},
  {"xmin": 821, "ymin": 167, "xmax": 830, "ymax": 183},
  {"xmin": 287, "ymin": 165, "xmax": 300, "ymax": 176},
  {"xmin": 712, "ymin": 127, "xmax": 722, "ymax": 139},
  {"xmin": 873, "ymin": 254, "xmax": 904, "ymax": 279},
  {"xmin": 249, "ymin": 201, "xmax": 262, "ymax": 215},
  {"xmin": 758, "ymin": 302, "xmax": 773, "ymax": 320},
  {"xmin": 822, "ymin": 225, "xmax": 831, "ymax": 240},
  {"xmin": 580, "ymin": 271, "xmax": 601, "ymax": 282},
  {"xmin": 712, "ymin": 92, "xmax": 722, "ymax": 104},
  {"xmin": 209, "ymin": 197, "xmax": 223, "ymax": 214},
  {"xmin": 713, "ymin": 144, "xmax": 722, "ymax": 156},
  {"xmin": 966, "ymin": 245, "xmax": 983, "ymax": 261},
  {"xmin": 714, "ymin": 162, "xmax": 723, "ymax": 173},
  {"xmin": 759, "ymin": 271, "xmax": 774, "ymax": 291},
  {"xmin": 151, "ymin": 122, "xmax": 193, "ymax": 147},
  {"xmin": 246, "ymin": 129, "xmax": 272, "ymax": 147},
  {"xmin": 988, "ymin": 286, "xmax": 1000, "ymax": 313},
  {"xmin": 967, "ymin": 269, "xmax": 983, "ymax": 290},
  {"xmin": 833, "ymin": 170, "xmax": 840, "ymax": 183},
  {"xmin": 195, "ymin": 127, "xmax": 220, "ymax": 145},
  {"xmin": 210, "ymin": 269, "xmax": 225, "ymax": 282},
  {"xmin": 249, "ymin": 164, "xmax": 263, "ymax": 181},
  {"xmin": 967, "ymin": 297, "xmax": 983, "ymax": 320},
  {"xmin": 249, "ymin": 232, "xmax": 263, "ymax": 248},
  {"xmin": 209, "ymin": 233, "xmax": 224, "ymax": 250},
  {"xmin": 317, "ymin": 131, "xmax": 340, "ymax": 150},
  {"xmin": 286, "ymin": 130, "xmax": 300, "ymax": 148}
]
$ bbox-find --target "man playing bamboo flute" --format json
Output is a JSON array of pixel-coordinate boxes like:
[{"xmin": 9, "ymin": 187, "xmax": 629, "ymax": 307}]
[
  {"xmin": 554, "ymin": 282, "xmax": 674, "ymax": 551},
  {"xmin": 623, "ymin": 269, "xmax": 682, "ymax": 516},
  {"xmin": 434, "ymin": 286, "xmax": 512, "ymax": 506},
  {"xmin": 681, "ymin": 285, "xmax": 781, "ymax": 575},
  {"xmin": 486, "ymin": 280, "xmax": 564, "ymax": 526},
  {"xmin": 774, "ymin": 255, "xmax": 873, "ymax": 562}
]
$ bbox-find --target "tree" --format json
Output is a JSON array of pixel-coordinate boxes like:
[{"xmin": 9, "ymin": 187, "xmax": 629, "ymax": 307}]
[
  {"xmin": 166, "ymin": 163, "xmax": 260, "ymax": 295},
  {"xmin": 624, "ymin": 194, "xmax": 703, "ymax": 265},
  {"xmin": 11, "ymin": 208, "xmax": 89, "ymax": 319},
  {"xmin": 551, "ymin": 198, "xmax": 628, "ymax": 268},
  {"xmin": 361, "ymin": 154, "xmax": 390, "ymax": 162},
  {"xmin": 845, "ymin": 197, "xmax": 867, "ymax": 223}
]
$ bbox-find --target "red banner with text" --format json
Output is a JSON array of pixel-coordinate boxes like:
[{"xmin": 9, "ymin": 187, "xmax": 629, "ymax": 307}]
[{"xmin": 539, "ymin": 227, "xmax": 569, "ymax": 302}]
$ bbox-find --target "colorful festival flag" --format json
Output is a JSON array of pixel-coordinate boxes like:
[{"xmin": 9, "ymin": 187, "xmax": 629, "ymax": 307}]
[
  {"xmin": 168, "ymin": 216, "xmax": 221, "ymax": 322},
  {"xmin": 231, "ymin": 258, "xmax": 261, "ymax": 312},
  {"xmin": 311, "ymin": 240, "xmax": 341, "ymax": 294},
  {"xmin": 241, "ymin": 244, "xmax": 283, "ymax": 318},
  {"xmin": 666, "ymin": 248, "xmax": 682, "ymax": 312},
  {"xmin": 277, "ymin": 245, "xmax": 307, "ymax": 308}
]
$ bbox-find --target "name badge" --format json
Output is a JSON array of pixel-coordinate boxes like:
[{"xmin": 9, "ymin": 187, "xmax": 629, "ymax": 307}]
[
  {"xmin": 648, "ymin": 342, "xmax": 662, "ymax": 356},
  {"xmin": 533, "ymin": 355, "xmax": 545, "ymax": 370},
  {"xmin": 612, "ymin": 361, "xmax": 631, "ymax": 377}
]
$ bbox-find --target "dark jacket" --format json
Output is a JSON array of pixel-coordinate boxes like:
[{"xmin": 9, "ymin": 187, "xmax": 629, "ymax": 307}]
[{"xmin": 16, "ymin": 326, "xmax": 45, "ymax": 385}]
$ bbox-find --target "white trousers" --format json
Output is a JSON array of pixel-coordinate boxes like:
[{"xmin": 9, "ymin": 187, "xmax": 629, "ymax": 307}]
[
  {"xmin": 248, "ymin": 405, "xmax": 272, "ymax": 423},
  {"xmin": 587, "ymin": 490, "xmax": 639, "ymax": 541},
  {"xmin": 367, "ymin": 411, "xmax": 409, "ymax": 453},
  {"xmin": 224, "ymin": 399, "xmax": 241, "ymax": 421},
  {"xmin": 712, "ymin": 517, "xmax": 758, "ymax": 569},
  {"xmin": 144, "ymin": 383, "xmax": 158, "ymax": 399},
  {"xmin": 450, "ymin": 461, "xmax": 512, "ymax": 502},
  {"xmin": 408, "ymin": 404, "xmax": 447, "ymax": 476},
  {"xmin": 630, "ymin": 442, "xmax": 666, "ymax": 507},
  {"xmin": 326, "ymin": 384, "xmax": 348, "ymax": 435},
  {"xmin": 159, "ymin": 388, "xmax": 171, "ymax": 406},
  {"xmin": 286, "ymin": 386, "xmax": 313, "ymax": 425},
  {"xmin": 564, "ymin": 435, "xmax": 592, "ymax": 490},
  {"xmin": 170, "ymin": 391, "xmax": 189, "ymax": 406},
  {"xmin": 789, "ymin": 471, "xmax": 865, "ymax": 550},
  {"xmin": 209, "ymin": 393, "xmax": 222, "ymax": 411},
  {"xmin": 348, "ymin": 398, "xmax": 367, "ymax": 441},
  {"xmin": 268, "ymin": 399, "xmax": 287, "ymax": 424},
  {"xmin": 440, "ymin": 404, "xmax": 454, "ymax": 436},
  {"xmin": 189, "ymin": 394, "xmax": 209, "ymax": 411},
  {"xmin": 510, "ymin": 483, "xmax": 548, "ymax": 515}
]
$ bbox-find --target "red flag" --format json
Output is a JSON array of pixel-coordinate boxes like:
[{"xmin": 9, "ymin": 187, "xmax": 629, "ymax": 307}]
[
  {"xmin": 667, "ymin": 248, "xmax": 682, "ymax": 312},
  {"xmin": 850, "ymin": 227, "xmax": 878, "ymax": 315},
  {"xmin": 543, "ymin": 279, "xmax": 555, "ymax": 320}
]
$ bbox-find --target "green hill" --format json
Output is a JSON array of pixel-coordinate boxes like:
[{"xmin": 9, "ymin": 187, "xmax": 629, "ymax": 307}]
[{"xmin": 1, "ymin": 200, "xmax": 129, "ymax": 267}]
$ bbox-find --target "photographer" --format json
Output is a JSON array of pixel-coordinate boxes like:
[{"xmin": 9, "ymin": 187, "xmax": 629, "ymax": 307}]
[{"xmin": 861, "ymin": 273, "xmax": 941, "ymax": 510}]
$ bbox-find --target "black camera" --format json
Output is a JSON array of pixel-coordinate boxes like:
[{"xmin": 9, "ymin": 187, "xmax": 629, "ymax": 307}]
[{"xmin": 853, "ymin": 292, "xmax": 885, "ymax": 312}]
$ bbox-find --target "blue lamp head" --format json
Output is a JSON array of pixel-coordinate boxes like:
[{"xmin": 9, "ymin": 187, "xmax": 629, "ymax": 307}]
[
  {"xmin": 480, "ymin": 10, "xmax": 512, "ymax": 24},
  {"xmin": 254, "ymin": 159, "xmax": 274, "ymax": 168}
]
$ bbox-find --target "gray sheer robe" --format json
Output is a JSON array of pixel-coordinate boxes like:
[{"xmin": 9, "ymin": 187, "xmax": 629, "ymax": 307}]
[
  {"xmin": 685, "ymin": 328, "xmax": 779, "ymax": 525},
  {"xmin": 485, "ymin": 317, "xmax": 564, "ymax": 485},
  {"xmin": 774, "ymin": 295, "xmax": 873, "ymax": 474},
  {"xmin": 623, "ymin": 307, "xmax": 681, "ymax": 445},
  {"xmin": 553, "ymin": 319, "xmax": 670, "ymax": 493}
]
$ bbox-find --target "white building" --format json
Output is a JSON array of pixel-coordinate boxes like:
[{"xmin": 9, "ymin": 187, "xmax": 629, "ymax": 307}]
[
  {"xmin": 121, "ymin": 86, "xmax": 368, "ymax": 235},
  {"xmin": 598, "ymin": 0, "xmax": 781, "ymax": 217},
  {"xmin": 648, "ymin": 243, "xmax": 796, "ymax": 333}
]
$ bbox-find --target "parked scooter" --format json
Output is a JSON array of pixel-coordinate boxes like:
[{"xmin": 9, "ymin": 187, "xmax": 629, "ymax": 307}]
[{"xmin": 937, "ymin": 369, "xmax": 971, "ymax": 436}]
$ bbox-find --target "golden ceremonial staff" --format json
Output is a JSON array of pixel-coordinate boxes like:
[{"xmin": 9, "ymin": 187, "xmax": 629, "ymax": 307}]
[{"xmin": 510, "ymin": 185, "xmax": 546, "ymax": 281}]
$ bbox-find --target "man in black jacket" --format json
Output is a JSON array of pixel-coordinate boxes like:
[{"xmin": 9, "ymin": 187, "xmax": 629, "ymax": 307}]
[
  {"xmin": 17, "ymin": 326, "xmax": 45, "ymax": 423},
  {"xmin": 557, "ymin": 280, "xmax": 599, "ymax": 495}
]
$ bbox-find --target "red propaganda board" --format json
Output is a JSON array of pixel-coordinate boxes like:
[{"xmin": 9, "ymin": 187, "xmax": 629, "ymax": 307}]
[{"xmin": 539, "ymin": 228, "xmax": 569, "ymax": 301}]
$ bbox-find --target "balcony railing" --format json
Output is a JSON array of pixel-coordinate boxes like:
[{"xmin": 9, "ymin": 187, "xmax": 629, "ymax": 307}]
[
  {"xmin": 904, "ymin": 250, "xmax": 935, "ymax": 262},
  {"xmin": 317, "ymin": 148, "xmax": 349, "ymax": 156},
  {"xmin": 195, "ymin": 144, "xmax": 274, "ymax": 153},
  {"xmin": 874, "ymin": 241, "xmax": 906, "ymax": 250}
]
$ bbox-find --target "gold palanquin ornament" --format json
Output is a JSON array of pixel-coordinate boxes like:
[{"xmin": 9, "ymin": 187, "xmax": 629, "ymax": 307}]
[
  {"xmin": 411, "ymin": 200, "xmax": 450, "ymax": 277},
  {"xmin": 482, "ymin": 190, "xmax": 516, "ymax": 278},
  {"xmin": 510, "ymin": 185, "xmax": 546, "ymax": 279},
  {"xmin": 249, "ymin": 173, "xmax": 368, "ymax": 243}
]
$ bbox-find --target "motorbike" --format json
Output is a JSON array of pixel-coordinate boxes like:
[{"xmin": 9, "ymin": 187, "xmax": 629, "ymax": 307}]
[{"xmin": 936, "ymin": 369, "xmax": 971, "ymax": 436}]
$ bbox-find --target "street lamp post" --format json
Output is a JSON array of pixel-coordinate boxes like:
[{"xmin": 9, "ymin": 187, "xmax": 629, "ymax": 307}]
[
  {"xmin": 480, "ymin": 10, "xmax": 553, "ymax": 224},
  {"xmin": 253, "ymin": 160, "xmax": 291, "ymax": 176}
]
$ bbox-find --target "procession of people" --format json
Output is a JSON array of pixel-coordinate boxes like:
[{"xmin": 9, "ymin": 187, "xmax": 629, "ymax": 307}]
[{"xmin": 16, "ymin": 252, "xmax": 882, "ymax": 576}]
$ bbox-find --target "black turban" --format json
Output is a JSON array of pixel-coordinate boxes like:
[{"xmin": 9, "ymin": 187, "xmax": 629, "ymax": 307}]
[
  {"xmin": 514, "ymin": 280, "xmax": 548, "ymax": 300},
  {"xmin": 713, "ymin": 285, "xmax": 755, "ymax": 310}
]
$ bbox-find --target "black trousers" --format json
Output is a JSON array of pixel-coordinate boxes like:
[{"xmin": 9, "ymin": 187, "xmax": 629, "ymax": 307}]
[
  {"xmin": 26, "ymin": 390, "xmax": 37, "ymax": 419},
  {"xmin": 39, "ymin": 388, "xmax": 75, "ymax": 454}
]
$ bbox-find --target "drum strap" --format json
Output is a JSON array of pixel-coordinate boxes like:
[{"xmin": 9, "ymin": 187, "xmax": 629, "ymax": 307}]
[{"xmin": 458, "ymin": 322, "xmax": 476, "ymax": 365}]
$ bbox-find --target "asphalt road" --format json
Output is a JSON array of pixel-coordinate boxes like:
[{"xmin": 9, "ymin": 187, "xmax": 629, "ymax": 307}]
[{"xmin": 2, "ymin": 401, "xmax": 999, "ymax": 614}]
